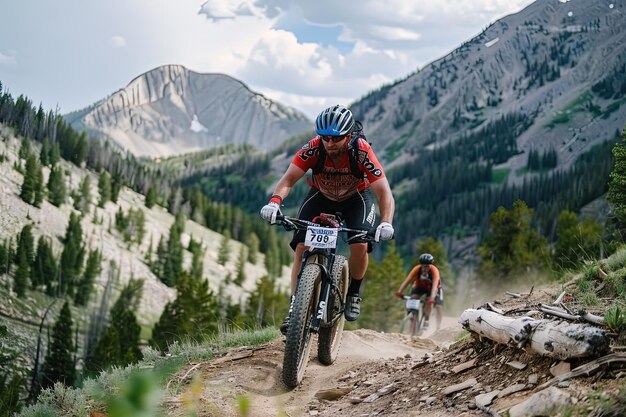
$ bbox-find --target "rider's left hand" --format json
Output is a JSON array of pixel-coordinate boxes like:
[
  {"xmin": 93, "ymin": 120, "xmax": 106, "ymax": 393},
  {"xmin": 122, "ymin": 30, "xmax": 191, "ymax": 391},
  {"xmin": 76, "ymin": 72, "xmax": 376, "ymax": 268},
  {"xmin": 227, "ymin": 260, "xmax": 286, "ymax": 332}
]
[
  {"xmin": 375, "ymin": 222, "xmax": 394, "ymax": 241},
  {"xmin": 426, "ymin": 298, "xmax": 435, "ymax": 305}
]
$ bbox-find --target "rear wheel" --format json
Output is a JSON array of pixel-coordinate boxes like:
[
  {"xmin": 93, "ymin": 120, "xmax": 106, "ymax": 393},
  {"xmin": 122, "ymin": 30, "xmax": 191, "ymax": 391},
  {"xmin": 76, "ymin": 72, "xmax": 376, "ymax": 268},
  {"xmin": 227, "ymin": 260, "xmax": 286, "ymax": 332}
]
[
  {"xmin": 318, "ymin": 255, "xmax": 348, "ymax": 365},
  {"xmin": 282, "ymin": 259, "xmax": 320, "ymax": 388}
]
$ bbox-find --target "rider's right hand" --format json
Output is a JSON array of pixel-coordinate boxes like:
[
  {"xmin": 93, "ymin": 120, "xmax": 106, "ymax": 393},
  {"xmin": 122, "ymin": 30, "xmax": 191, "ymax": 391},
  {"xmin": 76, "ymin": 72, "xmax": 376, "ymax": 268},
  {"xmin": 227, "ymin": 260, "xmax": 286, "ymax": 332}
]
[
  {"xmin": 260, "ymin": 201, "xmax": 280, "ymax": 224},
  {"xmin": 395, "ymin": 290, "xmax": 403, "ymax": 298}
]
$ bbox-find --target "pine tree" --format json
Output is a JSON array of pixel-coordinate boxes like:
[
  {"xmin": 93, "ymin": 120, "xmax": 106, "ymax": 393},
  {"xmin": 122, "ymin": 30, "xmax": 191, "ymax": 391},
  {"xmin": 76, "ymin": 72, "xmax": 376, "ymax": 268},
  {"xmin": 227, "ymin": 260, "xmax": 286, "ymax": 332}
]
[
  {"xmin": 217, "ymin": 230, "xmax": 231, "ymax": 266},
  {"xmin": 47, "ymin": 165, "xmax": 66, "ymax": 207},
  {"xmin": 49, "ymin": 142, "xmax": 60, "ymax": 166},
  {"xmin": 18, "ymin": 138, "xmax": 31, "ymax": 160},
  {"xmin": 167, "ymin": 187, "xmax": 182, "ymax": 215},
  {"xmin": 188, "ymin": 237, "xmax": 204, "ymax": 280},
  {"xmin": 20, "ymin": 153, "xmax": 41, "ymax": 205},
  {"xmin": 1, "ymin": 238, "xmax": 14, "ymax": 277},
  {"xmin": 246, "ymin": 233, "xmax": 260, "ymax": 264},
  {"xmin": 162, "ymin": 223, "xmax": 183, "ymax": 286},
  {"xmin": 150, "ymin": 273, "xmax": 219, "ymax": 351},
  {"xmin": 234, "ymin": 245, "xmax": 247, "ymax": 286},
  {"xmin": 84, "ymin": 279, "xmax": 143, "ymax": 374},
  {"xmin": 78, "ymin": 175, "xmax": 91, "ymax": 214},
  {"xmin": 554, "ymin": 210, "xmax": 603, "ymax": 269},
  {"xmin": 74, "ymin": 249, "xmax": 102, "ymax": 306},
  {"xmin": 59, "ymin": 213, "xmax": 85, "ymax": 295},
  {"xmin": 40, "ymin": 137, "xmax": 50, "ymax": 166},
  {"xmin": 129, "ymin": 208, "xmax": 146, "ymax": 244},
  {"xmin": 14, "ymin": 249, "xmax": 29, "ymax": 297},
  {"xmin": 477, "ymin": 200, "xmax": 549, "ymax": 281},
  {"xmin": 15, "ymin": 224, "xmax": 35, "ymax": 265},
  {"xmin": 98, "ymin": 170, "xmax": 111, "ymax": 208},
  {"xmin": 244, "ymin": 275, "xmax": 288, "ymax": 328},
  {"xmin": 41, "ymin": 301, "xmax": 75, "ymax": 388},
  {"xmin": 110, "ymin": 170, "xmax": 122, "ymax": 203},
  {"xmin": 145, "ymin": 185, "xmax": 157, "ymax": 208},
  {"xmin": 31, "ymin": 236, "xmax": 56, "ymax": 291},
  {"xmin": 152, "ymin": 236, "xmax": 167, "ymax": 279},
  {"xmin": 144, "ymin": 236, "xmax": 154, "ymax": 268},
  {"xmin": 33, "ymin": 162, "xmax": 44, "ymax": 207}
]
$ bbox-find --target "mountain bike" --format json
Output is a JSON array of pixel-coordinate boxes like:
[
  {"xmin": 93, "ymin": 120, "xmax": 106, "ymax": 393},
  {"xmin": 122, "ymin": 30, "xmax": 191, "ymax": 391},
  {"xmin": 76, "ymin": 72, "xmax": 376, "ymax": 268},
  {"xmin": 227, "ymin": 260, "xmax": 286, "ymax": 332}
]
[
  {"xmin": 274, "ymin": 213, "xmax": 376, "ymax": 388},
  {"xmin": 399, "ymin": 295, "xmax": 426, "ymax": 337}
]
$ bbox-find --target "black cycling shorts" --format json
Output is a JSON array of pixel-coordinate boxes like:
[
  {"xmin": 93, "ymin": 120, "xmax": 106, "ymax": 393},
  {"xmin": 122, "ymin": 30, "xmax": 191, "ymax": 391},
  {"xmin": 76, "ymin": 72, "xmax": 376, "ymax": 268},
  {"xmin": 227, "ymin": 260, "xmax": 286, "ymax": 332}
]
[
  {"xmin": 411, "ymin": 287, "xmax": 444, "ymax": 306},
  {"xmin": 290, "ymin": 188, "xmax": 377, "ymax": 251}
]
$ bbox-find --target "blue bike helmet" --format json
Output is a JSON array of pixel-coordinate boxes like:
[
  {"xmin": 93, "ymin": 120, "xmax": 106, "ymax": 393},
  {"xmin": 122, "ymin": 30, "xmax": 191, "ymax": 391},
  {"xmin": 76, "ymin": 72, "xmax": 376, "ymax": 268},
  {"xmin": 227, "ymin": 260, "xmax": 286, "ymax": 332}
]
[
  {"xmin": 315, "ymin": 105, "xmax": 354, "ymax": 136},
  {"xmin": 419, "ymin": 253, "xmax": 434, "ymax": 265}
]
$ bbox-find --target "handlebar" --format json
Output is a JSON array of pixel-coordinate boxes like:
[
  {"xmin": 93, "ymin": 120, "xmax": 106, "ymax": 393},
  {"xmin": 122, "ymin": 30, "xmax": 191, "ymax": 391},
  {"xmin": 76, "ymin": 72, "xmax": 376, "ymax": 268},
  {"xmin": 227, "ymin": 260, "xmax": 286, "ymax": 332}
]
[{"xmin": 274, "ymin": 214, "xmax": 378, "ymax": 243}]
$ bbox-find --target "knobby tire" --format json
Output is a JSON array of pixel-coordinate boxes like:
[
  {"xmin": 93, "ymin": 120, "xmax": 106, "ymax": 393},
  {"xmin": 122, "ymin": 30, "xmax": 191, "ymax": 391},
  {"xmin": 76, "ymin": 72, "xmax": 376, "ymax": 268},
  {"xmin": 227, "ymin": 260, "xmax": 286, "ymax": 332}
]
[
  {"xmin": 282, "ymin": 260, "xmax": 320, "ymax": 388},
  {"xmin": 317, "ymin": 255, "xmax": 348, "ymax": 365}
]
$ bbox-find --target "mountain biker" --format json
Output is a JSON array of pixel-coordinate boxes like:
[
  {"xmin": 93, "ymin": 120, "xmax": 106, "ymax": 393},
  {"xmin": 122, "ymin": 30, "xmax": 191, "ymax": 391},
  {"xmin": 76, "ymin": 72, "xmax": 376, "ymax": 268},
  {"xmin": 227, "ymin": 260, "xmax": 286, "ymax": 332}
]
[
  {"xmin": 260, "ymin": 104, "xmax": 395, "ymax": 335},
  {"xmin": 395, "ymin": 253, "xmax": 443, "ymax": 331}
]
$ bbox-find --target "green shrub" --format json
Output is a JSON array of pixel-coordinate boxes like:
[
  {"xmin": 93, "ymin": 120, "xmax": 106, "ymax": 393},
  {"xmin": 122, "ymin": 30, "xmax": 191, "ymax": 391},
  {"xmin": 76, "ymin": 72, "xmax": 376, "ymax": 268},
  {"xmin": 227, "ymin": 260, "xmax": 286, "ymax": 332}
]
[
  {"xmin": 17, "ymin": 383, "xmax": 89, "ymax": 417},
  {"xmin": 605, "ymin": 305, "xmax": 626, "ymax": 332}
]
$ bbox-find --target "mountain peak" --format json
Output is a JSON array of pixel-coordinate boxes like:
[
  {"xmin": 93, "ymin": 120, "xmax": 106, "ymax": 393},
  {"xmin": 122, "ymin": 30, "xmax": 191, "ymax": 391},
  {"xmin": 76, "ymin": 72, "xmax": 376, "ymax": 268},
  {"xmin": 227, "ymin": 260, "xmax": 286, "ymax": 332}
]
[{"xmin": 66, "ymin": 65, "xmax": 311, "ymax": 158}]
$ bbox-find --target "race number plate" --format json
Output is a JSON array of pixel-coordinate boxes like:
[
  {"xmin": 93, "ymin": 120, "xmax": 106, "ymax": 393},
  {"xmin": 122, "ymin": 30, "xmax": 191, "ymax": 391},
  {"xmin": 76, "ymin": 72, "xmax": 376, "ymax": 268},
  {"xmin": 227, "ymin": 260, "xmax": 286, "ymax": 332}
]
[
  {"xmin": 406, "ymin": 299, "xmax": 420, "ymax": 311},
  {"xmin": 304, "ymin": 226, "xmax": 338, "ymax": 249}
]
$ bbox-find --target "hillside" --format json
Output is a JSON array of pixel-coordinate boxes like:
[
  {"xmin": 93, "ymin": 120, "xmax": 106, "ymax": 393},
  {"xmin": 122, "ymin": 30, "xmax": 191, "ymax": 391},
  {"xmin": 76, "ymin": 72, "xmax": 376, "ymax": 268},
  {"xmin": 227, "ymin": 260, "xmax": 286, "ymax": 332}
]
[
  {"xmin": 64, "ymin": 65, "xmax": 312, "ymax": 158},
  {"xmin": 0, "ymin": 125, "xmax": 291, "ymax": 383},
  {"xmin": 353, "ymin": 0, "xmax": 626, "ymax": 171}
]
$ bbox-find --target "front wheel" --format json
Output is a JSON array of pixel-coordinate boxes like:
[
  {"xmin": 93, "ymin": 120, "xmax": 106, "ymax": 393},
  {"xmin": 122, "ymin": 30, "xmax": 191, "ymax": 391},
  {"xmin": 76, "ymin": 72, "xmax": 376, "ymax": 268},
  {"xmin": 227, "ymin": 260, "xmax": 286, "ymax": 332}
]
[
  {"xmin": 318, "ymin": 255, "xmax": 348, "ymax": 365},
  {"xmin": 282, "ymin": 262, "xmax": 320, "ymax": 388},
  {"xmin": 409, "ymin": 310, "xmax": 418, "ymax": 337}
]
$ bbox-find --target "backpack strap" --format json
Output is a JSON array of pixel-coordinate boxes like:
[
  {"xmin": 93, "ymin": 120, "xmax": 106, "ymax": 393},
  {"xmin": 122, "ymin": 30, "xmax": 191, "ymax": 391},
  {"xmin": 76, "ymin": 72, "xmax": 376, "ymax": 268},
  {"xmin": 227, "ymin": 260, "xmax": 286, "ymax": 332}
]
[
  {"xmin": 312, "ymin": 144, "xmax": 326, "ymax": 176},
  {"xmin": 348, "ymin": 136, "xmax": 365, "ymax": 179}
]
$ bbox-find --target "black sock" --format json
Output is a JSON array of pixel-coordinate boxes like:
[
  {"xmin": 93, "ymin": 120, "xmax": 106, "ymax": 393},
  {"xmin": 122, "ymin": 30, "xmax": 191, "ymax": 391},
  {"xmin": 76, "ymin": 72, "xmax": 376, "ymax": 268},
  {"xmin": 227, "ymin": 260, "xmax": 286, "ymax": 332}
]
[{"xmin": 348, "ymin": 278, "xmax": 362, "ymax": 296}]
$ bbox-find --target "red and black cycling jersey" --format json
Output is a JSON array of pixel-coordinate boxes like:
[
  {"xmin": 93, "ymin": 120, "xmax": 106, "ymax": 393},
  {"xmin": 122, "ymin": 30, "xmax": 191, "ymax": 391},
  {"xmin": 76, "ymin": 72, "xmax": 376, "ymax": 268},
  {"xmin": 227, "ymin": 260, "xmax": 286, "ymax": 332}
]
[{"xmin": 292, "ymin": 136, "xmax": 385, "ymax": 202}]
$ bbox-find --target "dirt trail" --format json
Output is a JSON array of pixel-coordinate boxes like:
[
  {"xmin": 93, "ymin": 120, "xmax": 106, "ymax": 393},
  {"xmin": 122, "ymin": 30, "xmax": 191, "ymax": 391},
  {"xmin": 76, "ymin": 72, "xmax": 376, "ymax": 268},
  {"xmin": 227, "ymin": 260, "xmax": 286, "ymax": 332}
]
[{"xmin": 165, "ymin": 317, "xmax": 462, "ymax": 417}]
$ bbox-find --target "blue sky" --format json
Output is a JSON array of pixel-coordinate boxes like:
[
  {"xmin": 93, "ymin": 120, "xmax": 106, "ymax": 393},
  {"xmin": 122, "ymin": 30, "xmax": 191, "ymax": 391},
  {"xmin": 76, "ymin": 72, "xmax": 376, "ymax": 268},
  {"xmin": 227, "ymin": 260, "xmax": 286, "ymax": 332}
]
[{"xmin": 0, "ymin": 0, "xmax": 534, "ymax": 120}]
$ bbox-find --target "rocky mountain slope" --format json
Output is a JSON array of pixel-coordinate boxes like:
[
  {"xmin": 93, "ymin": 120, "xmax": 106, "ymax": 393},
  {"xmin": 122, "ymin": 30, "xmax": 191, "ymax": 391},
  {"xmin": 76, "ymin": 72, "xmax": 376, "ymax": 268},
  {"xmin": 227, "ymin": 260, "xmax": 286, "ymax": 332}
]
[
  {"xmin": 64, "ymin": 65, "xmax": 312, "ymax": 158},
  {"xmin": 352, "ymin": 0, "xmax": 626, "ymax": 175}
]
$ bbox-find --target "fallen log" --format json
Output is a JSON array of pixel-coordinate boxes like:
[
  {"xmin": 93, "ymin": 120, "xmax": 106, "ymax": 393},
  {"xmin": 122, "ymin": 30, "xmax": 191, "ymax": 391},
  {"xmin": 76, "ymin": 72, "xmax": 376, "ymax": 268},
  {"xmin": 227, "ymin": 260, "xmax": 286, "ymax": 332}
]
[{"xmin": 459, "ymin": 309, "xmax": 610, "ymax": 360}]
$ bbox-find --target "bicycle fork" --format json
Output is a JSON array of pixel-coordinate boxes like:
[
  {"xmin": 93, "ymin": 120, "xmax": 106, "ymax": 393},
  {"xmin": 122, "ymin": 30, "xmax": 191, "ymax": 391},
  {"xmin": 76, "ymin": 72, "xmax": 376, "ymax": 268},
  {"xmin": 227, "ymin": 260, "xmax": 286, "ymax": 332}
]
[
  {"xmin": 310, "ymin": 263, "xmax": 330, "ymax": 333},
  {"xmin": 305, "ymin": 251, "xmax": 339, "ymax": 333}
]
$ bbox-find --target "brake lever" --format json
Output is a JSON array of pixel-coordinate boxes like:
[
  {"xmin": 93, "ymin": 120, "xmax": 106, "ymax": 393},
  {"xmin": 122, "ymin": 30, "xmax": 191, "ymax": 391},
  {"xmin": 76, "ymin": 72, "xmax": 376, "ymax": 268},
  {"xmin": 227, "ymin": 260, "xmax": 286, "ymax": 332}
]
[{"xmin": 281, "ymin": 217, "xmax": 297, "ymax": 231}]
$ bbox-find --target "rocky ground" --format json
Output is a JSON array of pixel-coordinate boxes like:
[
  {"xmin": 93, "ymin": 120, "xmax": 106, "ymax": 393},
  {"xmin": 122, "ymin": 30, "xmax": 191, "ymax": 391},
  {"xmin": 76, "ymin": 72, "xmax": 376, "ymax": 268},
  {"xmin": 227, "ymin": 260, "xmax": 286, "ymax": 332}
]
[{"xmin": 164, "ymin": 281, "xmax": 626, "ymax": 417}]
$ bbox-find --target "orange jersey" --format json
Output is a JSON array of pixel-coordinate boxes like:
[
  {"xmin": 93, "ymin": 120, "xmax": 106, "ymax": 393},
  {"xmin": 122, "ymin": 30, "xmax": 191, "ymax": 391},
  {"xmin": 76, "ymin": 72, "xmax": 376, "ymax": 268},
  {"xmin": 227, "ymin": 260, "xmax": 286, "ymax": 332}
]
[
  {"xmin": 411, "ymin": 265, "xmax": 442, "ymax": 290},
  {"xmin": 292, "ymin": 136, "xmax": 385, "ymax": 202}
]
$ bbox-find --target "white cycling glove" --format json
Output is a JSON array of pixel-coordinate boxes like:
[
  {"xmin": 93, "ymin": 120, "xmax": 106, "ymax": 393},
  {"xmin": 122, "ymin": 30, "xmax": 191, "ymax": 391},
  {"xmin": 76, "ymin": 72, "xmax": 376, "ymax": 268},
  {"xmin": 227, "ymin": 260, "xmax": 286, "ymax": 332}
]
[
  {"xmin": 260, "ymin": 201, "xmax": 280, "ymax": 224},
  {"xmin": 375, "ymin": 222, "xmax": 394, "ymax": 242}
]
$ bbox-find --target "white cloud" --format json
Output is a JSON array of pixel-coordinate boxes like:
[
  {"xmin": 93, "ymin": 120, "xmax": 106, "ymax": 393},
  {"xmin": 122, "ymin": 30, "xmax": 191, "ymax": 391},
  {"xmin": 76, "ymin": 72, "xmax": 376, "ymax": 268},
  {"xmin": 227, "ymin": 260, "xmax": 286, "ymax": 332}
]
[
  {"xmin": 111, "ymin": 35, "xmax": 127, "ymax": 47},
  {"xmin": 199, "ymin": 0, "xmax": 256, "ymax": 20}
]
